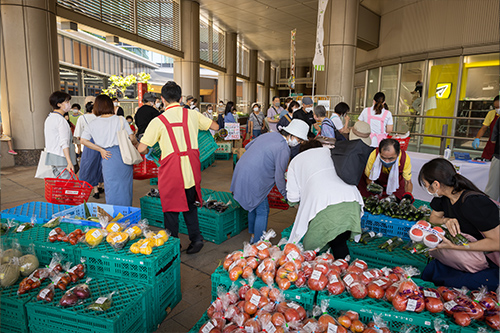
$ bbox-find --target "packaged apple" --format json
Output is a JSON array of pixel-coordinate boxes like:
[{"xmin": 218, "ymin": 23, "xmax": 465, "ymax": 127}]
[{"xmin": 367, "ymin": 313, "xmax": 390, "ymax": 333}]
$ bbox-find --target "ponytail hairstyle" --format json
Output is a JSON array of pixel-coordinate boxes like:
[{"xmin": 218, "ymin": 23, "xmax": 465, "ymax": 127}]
[
  {"xmin": 418, "ymin": 158, "xmax": 484, "ymax": 195},
  {"xmin": 373, "ymin": 92, "xmax": 386, "ymax": 115}
]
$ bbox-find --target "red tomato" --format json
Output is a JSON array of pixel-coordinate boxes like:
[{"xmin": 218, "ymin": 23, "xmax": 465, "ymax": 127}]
[
  {"xmin": 425, "ymin": 297, "xmax": 444, "ymax": 313},
  {"xmin": 349, "ymin": 282, "xmax": 368, "ymax": 299},
  {"xmin": 454, "ymin": 312, "xmax": 471, "ymax": 327},
  {"xmin": 367, "ymin": 283, "xmax": 385, "ymax": 299}
]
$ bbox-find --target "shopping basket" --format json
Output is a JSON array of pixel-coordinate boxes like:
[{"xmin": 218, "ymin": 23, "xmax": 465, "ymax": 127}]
[
  {"xmin": 387, "ymin": 135, "xmax": 410, "ymax": 151},
  {"xmin": 268, "ymin": 185, "xmax": 289, "ymax": 210},
  {"xmin": 45, "ymin": 170, "xmax": 92, "ymax": 205},
  {"xmin": 133, "ymin": 154, "xmax": 159, "ymax": 179}
]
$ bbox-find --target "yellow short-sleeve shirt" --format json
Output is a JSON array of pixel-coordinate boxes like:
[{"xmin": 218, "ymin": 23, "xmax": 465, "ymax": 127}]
[
  {"xmin": 483, "ymin": 110, "xmax": 498, "ymax": 127},
  {"xmin": 365, "ymin": 150, "xmax": 412, "ymax": 181},
  {"xmin": 141, "ymin": 104, "xmax": 213, "ymax": 188}
]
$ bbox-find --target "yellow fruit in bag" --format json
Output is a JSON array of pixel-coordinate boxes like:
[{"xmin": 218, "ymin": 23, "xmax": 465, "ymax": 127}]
[
  {"xmin": 157, "ymin": 230, "xmax": 169, "ymax": 242},
  {"xmin": 139, "ymin": 243, "xmax": 153, "ymax": 255},
  {"xmin": 130, "ymin": 243, "xmax": 140, "ymax": 254},
  {"xmin": 111, "ymin": 213, "xmax": 124, "ymax": 222},
  {"xmin": 106, "ymin": 222, "xmax": 122, "ymax": 233},
  {"xmin": 85, "ymin": 229, "xmax": 104, "ymax": 247}
]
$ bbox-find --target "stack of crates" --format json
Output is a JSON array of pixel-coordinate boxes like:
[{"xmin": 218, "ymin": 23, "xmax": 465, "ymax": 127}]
[
  {"xmin": 140, "ymin": 189, "xmax": 248, "ymax": 243},
  {"xmin": 0, "ymin": 201, "xmax": 182, "ymax": 333},
  {"xmin": 198, "ymin": 130, "xmax": 219, "ymax": 170},
  {"xmin": 214, "ymin": 142, "xmax": 232, "ymax": 160}
]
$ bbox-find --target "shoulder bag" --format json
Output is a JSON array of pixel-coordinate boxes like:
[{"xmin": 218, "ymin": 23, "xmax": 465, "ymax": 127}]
[{"xmin": 117, "ymin": 116, "xmax": 143, "ymax": 165}]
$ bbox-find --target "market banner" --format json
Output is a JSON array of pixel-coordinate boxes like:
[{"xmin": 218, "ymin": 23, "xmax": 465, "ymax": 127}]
[
  {"xmin": 289, "ymin": 29, "xmax": 297, "ymax": 89},
  {"xmin": 313, "ymin": 0, "xmax": 328, "ymax": 72}
]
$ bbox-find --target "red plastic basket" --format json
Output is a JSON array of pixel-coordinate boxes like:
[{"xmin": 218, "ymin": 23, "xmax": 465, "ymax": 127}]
[
  {"xmin": 45, "ymin": 170, "xmax": 92, "ymax": 205},
  {"xmin": 133, "ymin": 155, "xmax": 159, "ymax": 180},
  {"xmin": 388, "ymin": 135, "xmax": 410, "ymax": 151},
  {"xmin": 240, "ymin": 125, "xmax": 247, "ymax": 139},
  {"xmin": 267, "ymin": 185, "xmax": 289, "ymax": 210}
]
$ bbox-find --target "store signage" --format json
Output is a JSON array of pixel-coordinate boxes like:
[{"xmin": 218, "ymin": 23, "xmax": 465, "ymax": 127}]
[
  {"xmin": 224, "ymin": 123, "xmax": 240, "ymax": 141},
  {"xmin": 289, "ymin": 29, "xmax": 297, "ymax": 89},
  {"xmin": 436, "ymin": 83, "xmax": 452, "ymax": 99}
]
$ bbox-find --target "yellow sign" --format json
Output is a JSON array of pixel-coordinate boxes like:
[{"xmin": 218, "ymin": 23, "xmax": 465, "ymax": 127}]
[{"xmin": 436, "ymin": 83, "xmax": 452, "ymax": 99}]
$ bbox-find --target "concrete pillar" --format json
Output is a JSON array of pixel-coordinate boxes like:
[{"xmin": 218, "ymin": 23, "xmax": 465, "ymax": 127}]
[
  {"xmin": 174, "ymin": 0, "xmax": 200, "ymax": 102},
  {"xmin": 263, "ymin": 60, "xmax": 271, "ymax": 108},
  {"xmin": 1, "ymin": 0, "xmax": 60, "ymax": 165},
  {"xmin": 316, "ymin": 0, "xmax": 359, "ymax": 108},
  {"xmin": 248, "ymin": 50, "xmax": 258, "ymax": 105},
  {"xmin": 218, "ymin": 32, "xmax": 237, "ymax": 104}
]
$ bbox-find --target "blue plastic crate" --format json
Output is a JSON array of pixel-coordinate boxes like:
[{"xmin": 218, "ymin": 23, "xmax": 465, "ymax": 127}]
[
  {"xmin": 361, "ymin": 212, "xmax": 413, "ymax": 240},
  {"xmin": 454, "ymin": 152, "xmax": 471, "ymax": 160},
  {"xmin": 52, "ymin": 203, "xmax": 141, "ymax": 226},
  {"xmin": 1, "ymin": 202, "xmax": 72, "ymax": 224}
]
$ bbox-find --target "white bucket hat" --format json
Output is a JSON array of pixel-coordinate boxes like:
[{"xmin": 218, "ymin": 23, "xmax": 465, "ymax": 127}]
[{"xmin": 282, "ymin": 119, "xmax": 309, "ymax": 141}]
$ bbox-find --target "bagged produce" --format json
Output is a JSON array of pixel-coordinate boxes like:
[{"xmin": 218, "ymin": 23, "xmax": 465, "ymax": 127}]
[
  {"xmin": 87, "ymin": 291, "xmax": 115, "ymax": 311},
  {"xmin": 37, "ymin": 282, "xmax": 55, "ymax": 303},
  {"xmin": 2, "ymin": 218, "xmax": 18, "ymax": 236},
  {"xmin": 18, "ymin": 268, "xmax": 48, "ymax": 294},
  {"xmin": 123, "ymin": 225, "xmax": 142, "ymax": 240},
  {"xmin": 19, "ymin": 247, "xmax": 39, "ymax": 277},
  {"xmin": 15, "ymin": 216, "xmax": 34, "ymax": 233},
  {"xmin": 0, "ymin": 257, "xmax": 20, "ymax": 287},
  {"xmin": 47, "ymin": 227, "xmax": 66, "ymax": 243},
  {"xmin": 367, "ymin": 313, "xmax": 390, "ymax": 333},
  {"xmin": 1, "ymin": 239, "xmax": 22, "ymax": 264},
  {"xmin": 84, "ymin": 227, "xmax": 106, "ymax": 248},
  {"xmin": 42, "ymin": 216, "xmax": 61, "ymax": 228},
  {"xmin": 67, "ymin": 258, "xmax": 86, "ymax": 283},
  {"xmin": 47, "ymin": 252, "xmax": 64, "ymax": 273}
]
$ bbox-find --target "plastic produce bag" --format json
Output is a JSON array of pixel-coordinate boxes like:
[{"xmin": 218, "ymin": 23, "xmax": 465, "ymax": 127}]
[
  {"xmin": 18, "ymin": 268, "xmax": 48, "ymax": 294},
  {"xmin": 87, "ymin": 291, "xmax": 116, "ymax": 311},
  {"xmin": 19, "ymin": 244, "xmax": 39, "ymax": 277},
  {"xmin": 37, "ymin": 282, "xmax": 55, "ymax": 303},
  {"xmin": 1, "ymin": 238, "xmax": 22, "ymax": 264},
  {"xmin": 42, "ymin": 216, "xmax": 61, "ymax": 228},
  {"xmin": 15, "ymin": 216, "xmax": 35, "ymax": 233},
  {"xmin": 67, "ymin": 258, "xmax": 86, "ymax": 283},
  {"xmin": 0, "ymin": 257, "xmax": 20, "ymax": 287}
]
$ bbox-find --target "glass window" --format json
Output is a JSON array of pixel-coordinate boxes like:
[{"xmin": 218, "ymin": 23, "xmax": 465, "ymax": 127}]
[
  {"xmin": 397, "ymin": 61, "xmax": 425, "ymax": 135},
  {"xmin": 81, "ymin": 44, "xmax": 88, "ymax": 68},
  {"xmin": 73, "ymin": 41, "xmax": 81, "ymax": 66},
  {"xmin": 64, "ymin": 36, "xmax": 73, "ymax": 64},
  {"xmin": 422, "ymin": 57, "xmax": 460, "ymax": 148},
  {"xmin": 99, "ymin": 50, "xmax": 106, "ymax": 73},
  {"xmin": 455, "ymin": 53, "xmax": 499, "ymax": 151},
  {"xmin": 58, "ymin": 35, "xmax": 64, "ymax": 62},
  {"xmin": 366, "ymin": 68, "xmax": 379, "ymax": 106},
  {"xmin": 92, "ymin": 47, "xmax": 99, "ymax": 71},
  {"xmin": 380, "ymin": 65, "xmax": 398, "ymax": 112}
]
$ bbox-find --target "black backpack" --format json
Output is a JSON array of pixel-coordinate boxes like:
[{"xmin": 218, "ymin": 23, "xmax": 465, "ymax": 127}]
[
  {"xmin": 330, "ymin": 140, "xmax": 374, "ymax": 185},
  {"xmin": 322, "ymin": 119, "xmax": 346, "ymax": 141}
]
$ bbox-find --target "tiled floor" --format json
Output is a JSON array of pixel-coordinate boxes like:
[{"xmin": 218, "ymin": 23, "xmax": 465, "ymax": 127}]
[{"xmin": 0, "ymin": 158, "xmax": 297, "ymax": 332}]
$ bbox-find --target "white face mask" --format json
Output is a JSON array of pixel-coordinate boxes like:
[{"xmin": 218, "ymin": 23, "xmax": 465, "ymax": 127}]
[
  {"xmin": 287, "ymin": 137, "xmax": 299, "ymax": 147},
  {"xmin": 496, "ymin": 108, "xmax": 500, "ymax": 115},
  {"xmin": 425, "ymin": 183, "xmax": 442, "ymax": 198},
  {"xmin": 113, "ymin": 102, "xmax": 119, "ymax": 107},
  {"xmin": 207, "ymin": 109, "xmax": 213, "ymax": 113},
  {"xmin": 190, "ymin": 102, "xmax": 195, "ymax": 106},
  {"xmin": 253, "ymin": 107, "xmax": 259, "ymax": 112},
  {"xmin": 305, "ymin": 106, "xmax": 313, "ymax": 112},
  {"xmin": 292, "ymin": 108, "xmax": 298, "ymax": 113},
  {"xmin": 155, "ymin": 102, "xmax": 161, "ymax": 108}
]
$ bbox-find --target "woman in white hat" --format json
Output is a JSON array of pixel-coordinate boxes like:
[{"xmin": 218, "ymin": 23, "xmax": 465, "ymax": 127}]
[
  {"xmin": 231, "ymin": 119, "xmax": 310, "ymax": 243},
  {"xmin": 286, "ymin": 138, "xmax": 365, "ymax": 259}
]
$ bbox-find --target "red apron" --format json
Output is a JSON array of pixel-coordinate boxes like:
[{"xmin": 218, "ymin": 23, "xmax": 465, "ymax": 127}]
[
  {"xmin": 158, "ymin": 106, "xmax": 202, "ymax": 212},
  {"xmin": 358, "ymin": 150, "xmax": 407, "ymax": 200},
  {"xmin": 481, "ymin": 114, "xmax": 499, "ymax": 160}
]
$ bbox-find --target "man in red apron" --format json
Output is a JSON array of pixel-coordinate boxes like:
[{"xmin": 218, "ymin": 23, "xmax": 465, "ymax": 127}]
[
  {"xmin": 138, "ymin": 81, "xmax": 219, "ymax": 254},
  {"xmin": 358, "ymin": 138, "xmax": 414, "ymax": 201},
  {"xmin": 472, "ymin": 95, "xmax": 499, "ymax": 160}
]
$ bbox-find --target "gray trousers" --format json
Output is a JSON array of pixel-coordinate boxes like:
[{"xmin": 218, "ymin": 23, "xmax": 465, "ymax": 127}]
[
  {"xmin": 51, "ymin": 166, "xmax": 71, "ymax": 179},
  {"xmin": 485, "ymin": 156, "xmax": 500, "ymax": 202}
]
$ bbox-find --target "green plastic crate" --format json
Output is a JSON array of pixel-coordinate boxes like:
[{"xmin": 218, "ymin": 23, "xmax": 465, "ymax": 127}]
[
  {"xmin": 146, "ymin": 256, "xmax": 182, "ymax": 332},
  {"xmin": 201, "ymin": 153, "xmax": 215, "ymax": 171},
  {"xmin": 214, "ymin": 152, "xmax": 232, "ymax": 160},
  {"xmin": 215, "ymin": 142, "xmax": 232, "ymax": 153},
  {"xmin": 26, "ymin": 276, "xmax": 149, "ymax": 333},
  {"xmin": 150, "ymin": 178, "xmax": 158, "ymax": 185},
  {"xmin": 413, "ymin": 199, "xmax": 430, "ymax": 209},
  {"xmin": 141, "ymin": 189, "xmax": 247, "ymax": 244},
  {"xmin": 79, "ymin": 236, "xmax": 180, "ymax": 285},
  {"xmin": 347, "ymin": 237, "xmax": 429, "ymax": 272},
  {"xmin": 189, "ymin": 312, "xmax": 210, "ymax": 333},
  {"xmin": 0, "ymin": 282, "xmax": 40, "ymax": 333},
  {"xmin": 281, "ymin": 225, "xmax": 293, "ymax": 240},
  {"xmin": 1, "ymin": 222, "xmax": 83, "ymax": 265},
  {"xmin": 210, "ymin": 266, "xmax": 316, "ymax": 311}
]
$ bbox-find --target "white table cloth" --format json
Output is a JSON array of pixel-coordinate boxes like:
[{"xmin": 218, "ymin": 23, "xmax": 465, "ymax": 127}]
[{"xmin": 407, "ymin": 151, "xmax": 491, "ymax": 201}]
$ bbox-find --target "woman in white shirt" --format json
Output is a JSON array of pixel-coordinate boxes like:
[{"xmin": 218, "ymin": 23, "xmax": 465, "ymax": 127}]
[
  {"xmin": 74, "ymin": 102, "xmax": 103, "ymax": 199},
  {"xmin": 81, "ymin": 95, "xmax": 138, "ymax": 206},
  {"xmin": 358, "ymin": 92, "xmax": 394, "ymax": 147},
  {"xmin": 44, "ymin": 91, "xmax": 77, "ymax": 179},
  {"xmin": 286, "ymin": 140, "xmax": 365, "ymax": 259}
]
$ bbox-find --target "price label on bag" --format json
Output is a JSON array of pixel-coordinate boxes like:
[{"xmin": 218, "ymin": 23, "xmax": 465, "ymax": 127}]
[
  {"xmin": 91, "ymin": 230, "xmax": 101, "ymax": 238},
  {"xmin": 257, "ymin": 243, "xmax": 267, "ymax": 251},
  {"xmin": 202, "ymin": 322, "xmax": 214, "ymax": 333},
  {"xmin": 264, "ymin": 322, "xmax": 276, "ymax": 333},
  {"xmin": 112, "ymin": 236, "xmax": 122, "ymax": 243},
  {"xmin": 368, "ymin": 231, "xmax": 376, "ymax": 238},
  {"xmin": 245, "ymin": 326, "xmax": 254, "ymax": 333},
  {"xmin": 311, "ymin": 270, "xmax": 322, "ymax": 280},
  {"xmin": 17, "ymin": 225, "xmax": 25, "ymax": 232},
  {"xmin": 343, "ymin": 274, "xmax": 354, "ymax": 287},
  {"xmin": 363, "ymin": 271, "xmax": 374, "ymax": 279},
  {"xmin": 287, "ymin": 302, "xmax": 300, "ymax": 309},
  {"xmin": 303, "ymin": 322, "xmax": 315, "ymax": 333},
  {"xmin": 95, "ymin": 297, "xmax": 107, "ymax": 305},
  {"xmin": 287, "ymin": 250, "xmax": 299, "ymax": 261},
  {"xmin": 110, "ymin": 224, "xmax": 120, "ymax": 232},
  {"xmin": 424, "ymin": 290, "xmax": 438, "ymax": 298},
  {"xmin": 444, "ymin": 300, "xmax": 458, "ymax": 311},
  {"xmin": 373, "ymin": 279, "xmax": 386, "ymax": 287},
  {"xmin": 406, "ymin": 299, "xmax": 418, "ymax": 311},
  {"xmin": 329, "ymin": 275, "xmax": 339, "ymax": 283},
  {"xmin": 228, "ymin": 262, "xmax": 237, "ymax": 272},
  {"xmin": 355, "ymin": 262, "xmax": 365, "ymax": 269},
  {"xmin": 250, "ymin": 294, "xmax": 261, "ymax": 306},
  {"xmin": 39, "ymin": 288, "xmax": 50, "ymax": 298},
  {"xmin": 386, "ymin": 239, "xmax": 393, "ymax": 245},
  {"xmin": 328, "ymin": 323, "xmax": 338, "ymax": 333},
  {"xmin": 49, "ymin": 229, "xmax": 58, "ymax": 237}
]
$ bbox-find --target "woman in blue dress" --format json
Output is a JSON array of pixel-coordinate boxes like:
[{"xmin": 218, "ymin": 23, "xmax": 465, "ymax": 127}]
[{"xmin": 81, "ymin": 95, "xmax": 138, "ymax": 206}]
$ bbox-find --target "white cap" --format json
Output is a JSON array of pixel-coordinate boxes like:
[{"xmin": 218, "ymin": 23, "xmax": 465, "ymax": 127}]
[{"xmin": 282, "ymin": 119, "xmax": 309, "ymax": 141}]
